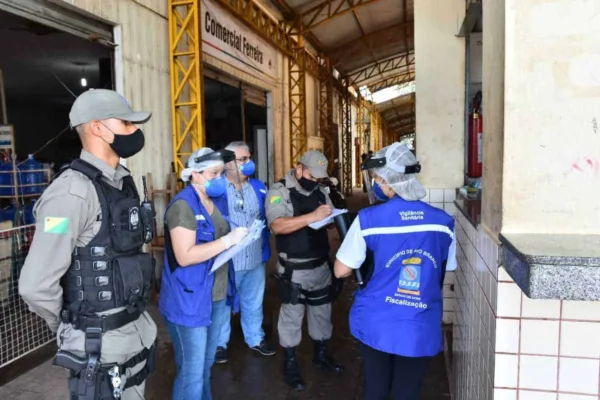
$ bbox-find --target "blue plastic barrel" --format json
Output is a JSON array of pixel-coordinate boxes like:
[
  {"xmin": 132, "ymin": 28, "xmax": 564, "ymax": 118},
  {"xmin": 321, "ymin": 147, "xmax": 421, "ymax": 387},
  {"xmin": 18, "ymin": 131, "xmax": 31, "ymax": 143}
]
[
  {"xmin": 23, "ymin": 201, "xmax": 35, "ymax": 225},
  {"xmin": 18, "ymin": 155, "xmax": 44, "ymax": 195},
  {"xmin": 0, "ymin": 204, "xmax": 15, "ymax": 223},
  {"xmin": 0, "ymin": 161, "xmax": 14, "ymax": 196}
]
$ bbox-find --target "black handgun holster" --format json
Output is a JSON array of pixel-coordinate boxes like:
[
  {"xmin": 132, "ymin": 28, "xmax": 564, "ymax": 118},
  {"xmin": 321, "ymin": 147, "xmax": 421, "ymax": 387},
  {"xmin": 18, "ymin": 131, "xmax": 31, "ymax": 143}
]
[{"xmin": 54, "ymin": 341, "xmax": 157, "ymax": 400}]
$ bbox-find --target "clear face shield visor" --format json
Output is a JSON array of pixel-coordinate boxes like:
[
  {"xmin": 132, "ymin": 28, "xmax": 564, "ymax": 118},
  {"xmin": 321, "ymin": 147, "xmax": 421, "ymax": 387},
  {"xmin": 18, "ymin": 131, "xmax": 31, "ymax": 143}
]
[
  {"xmin": 193, "ymin": 148, "xmax": 237, "ymax": 179},
  {"xmin": 361, "ymin": 155, "xmax": 387, "ymax": 205}
]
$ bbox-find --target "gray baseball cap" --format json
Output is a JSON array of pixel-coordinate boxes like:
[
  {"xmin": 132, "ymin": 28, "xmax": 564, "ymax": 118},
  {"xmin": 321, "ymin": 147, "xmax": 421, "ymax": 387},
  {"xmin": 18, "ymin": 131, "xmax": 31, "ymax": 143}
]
[
  {"xmin": 299, "ymin": 150, "xmax": 329, "ymax": 179},
  {"xmin": 69, "ymin": 89, "xmax": 152, "ymax": 127}
]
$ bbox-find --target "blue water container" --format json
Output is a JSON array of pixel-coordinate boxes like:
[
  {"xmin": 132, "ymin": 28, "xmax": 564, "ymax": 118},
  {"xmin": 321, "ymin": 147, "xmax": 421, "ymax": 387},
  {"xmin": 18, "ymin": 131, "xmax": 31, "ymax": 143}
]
[
  {"xmin": 18, "ymin": 154, "xmax": 44, "ymax": 195},
  {"xmin": 0, "ymin": 161, "xmax": 14, "ymax": 196},
  {"xmin": 0, "ymin": 204, "xmax": 15, "ymax": 223},
  {"xmin": 23, "ymin": 201, "xmax": 35, "ymax": 225}
]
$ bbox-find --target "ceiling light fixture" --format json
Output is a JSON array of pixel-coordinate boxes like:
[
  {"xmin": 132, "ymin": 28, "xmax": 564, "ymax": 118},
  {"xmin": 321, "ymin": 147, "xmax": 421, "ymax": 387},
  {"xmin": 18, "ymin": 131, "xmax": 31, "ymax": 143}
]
[{"xmin": 81, "ymin": 77, "xmax": 87, "ymax": 87}]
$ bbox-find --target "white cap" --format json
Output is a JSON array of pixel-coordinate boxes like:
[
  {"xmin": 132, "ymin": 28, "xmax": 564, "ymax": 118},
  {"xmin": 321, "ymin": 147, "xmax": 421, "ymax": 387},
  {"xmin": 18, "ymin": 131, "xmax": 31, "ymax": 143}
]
[
  {"xmin": 373, "ymin": 142, "xmax": 426, "ymax": 201},
  {"xmin": 181, "ymin": 147, "xmax": 224, "ymax": 182}
]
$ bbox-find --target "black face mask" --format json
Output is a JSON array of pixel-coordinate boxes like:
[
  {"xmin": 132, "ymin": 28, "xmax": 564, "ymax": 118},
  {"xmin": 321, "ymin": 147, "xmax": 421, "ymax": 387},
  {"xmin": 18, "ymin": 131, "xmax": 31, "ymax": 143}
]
[
  {"xmin": 110, "ymin": 129, "xmax": 145, "ymax": 158},
  {"xmin": 298, "ymin": 176, "xmax": 318, "ymax": 191}
]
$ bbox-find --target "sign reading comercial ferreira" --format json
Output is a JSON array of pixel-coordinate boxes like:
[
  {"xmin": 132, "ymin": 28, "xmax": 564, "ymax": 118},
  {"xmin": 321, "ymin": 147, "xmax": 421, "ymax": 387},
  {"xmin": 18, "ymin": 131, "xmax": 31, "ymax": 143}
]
[{"xmin": 201, "ymin": 0, "xmax": 279, "ymax": 83}]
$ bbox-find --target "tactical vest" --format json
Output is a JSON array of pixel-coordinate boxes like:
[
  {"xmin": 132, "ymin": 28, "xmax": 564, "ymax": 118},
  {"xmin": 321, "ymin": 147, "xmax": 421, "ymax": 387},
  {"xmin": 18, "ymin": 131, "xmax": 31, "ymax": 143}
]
[
  {"xmin": 275, "ymin": 181, "xmax": 330, "ymax": 262},
  {"xmin": 349, "ymin": 197, "xmax": 454, "ymax": 357},
  {"xmin": 59, "ymin": 159, "xmax": 154, "ymax": 331}
]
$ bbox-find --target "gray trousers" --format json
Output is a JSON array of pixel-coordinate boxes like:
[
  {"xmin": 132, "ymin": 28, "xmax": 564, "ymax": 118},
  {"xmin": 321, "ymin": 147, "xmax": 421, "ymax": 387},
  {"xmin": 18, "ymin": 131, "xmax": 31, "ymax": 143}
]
[{"xmin": 277, "ymin": 263, "xmax": 333, "ymax": 348}]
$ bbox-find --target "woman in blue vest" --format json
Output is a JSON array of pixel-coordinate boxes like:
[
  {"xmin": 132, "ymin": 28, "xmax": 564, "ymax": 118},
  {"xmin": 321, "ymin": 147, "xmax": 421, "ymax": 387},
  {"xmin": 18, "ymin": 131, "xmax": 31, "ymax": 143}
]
[
  {"xmin": 333, "ymin": 142, "xmax": 457, "ymax": 400},
  {"xmin": 159, "ymin": 148, "xmax": 249, "ymax": 400}
]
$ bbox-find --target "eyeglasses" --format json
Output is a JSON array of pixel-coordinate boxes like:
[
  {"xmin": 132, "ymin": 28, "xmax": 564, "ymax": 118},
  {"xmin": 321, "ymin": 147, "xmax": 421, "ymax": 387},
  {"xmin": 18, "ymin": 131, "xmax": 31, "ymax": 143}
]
[{"xmin": 236, "ymin": 156, "xmax": 251, "ymax": 163}]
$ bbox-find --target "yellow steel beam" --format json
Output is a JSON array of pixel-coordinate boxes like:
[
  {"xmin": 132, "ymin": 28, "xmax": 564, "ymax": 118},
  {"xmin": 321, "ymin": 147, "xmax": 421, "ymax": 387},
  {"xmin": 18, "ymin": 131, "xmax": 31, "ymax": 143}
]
[
  {"xmin": 356, "ymin": 97, "xmax": 365, "ymax": 183},
  {"xmin": 169, "ymin": 0, "xmax": 204, "ymax": 178},
  {"xmin": 289, "ymin": 36, "xmax": 307, "ymax": 165},
  {"xmin": 340, "ymin": 78, "xmax": 353, "ymax": 196},
  {"xmin": 349, "ymin": 52, "xmax": 415, "ymax": 86},
  {"xmin": 319, "ymin": 57, "xmax": 335, "ymax": 170},
  {"xmin": 368, "ymin": 72, "xmax": 415, "ymax": 93},
  {"xmin": 370, "ymin": 111, "xmax": 379, "ymax": 151},
  {"xmin": 290, "ymin": 0, "xmax": 381, "ymax": 34}
]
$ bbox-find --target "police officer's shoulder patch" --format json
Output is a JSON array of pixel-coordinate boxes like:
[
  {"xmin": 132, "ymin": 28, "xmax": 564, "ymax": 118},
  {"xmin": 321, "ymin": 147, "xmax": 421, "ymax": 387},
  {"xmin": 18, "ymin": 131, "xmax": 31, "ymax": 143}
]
[
  {"xmin": 270, "ymin": 195, "xmax": 282, "ymax": 204},
  {"xmin": 67, "ymin": 171, "xmax": 90, "ymax": 200},
  {"xmin": 44, "ymin": 217, "xmax": 69, "ymax": 234}
]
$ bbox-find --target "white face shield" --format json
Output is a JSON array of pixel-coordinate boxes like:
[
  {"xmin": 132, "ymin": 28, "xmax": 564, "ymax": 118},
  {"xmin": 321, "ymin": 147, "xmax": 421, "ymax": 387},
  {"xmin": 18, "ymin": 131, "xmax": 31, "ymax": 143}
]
[
  {"xmin": 362, "ymin": 143, "xmax": 426, "ymax": 202},
  {"xmin": 181, "ymin": 148, "xmax": 238, "ymax": 183}
]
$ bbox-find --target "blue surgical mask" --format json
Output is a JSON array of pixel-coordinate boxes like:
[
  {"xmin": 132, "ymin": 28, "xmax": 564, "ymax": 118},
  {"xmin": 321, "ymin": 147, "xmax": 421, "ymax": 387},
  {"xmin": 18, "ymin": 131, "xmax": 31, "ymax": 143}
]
[
  {"xmin": 204, "ymin": 176, "xmax": 227, "ymax": 197},
  {"xmin": 240, "ymin": 160, "xmax": 256, "ymax": 176},
  {"xmin": 373, "ymin": 182, "xmax": 389, "ymax": 202}
]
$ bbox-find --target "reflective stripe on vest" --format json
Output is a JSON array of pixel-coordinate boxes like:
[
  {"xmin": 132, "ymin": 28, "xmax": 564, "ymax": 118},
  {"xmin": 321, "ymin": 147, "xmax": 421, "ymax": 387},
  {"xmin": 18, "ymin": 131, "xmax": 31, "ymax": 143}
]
[{"xmin": 350, "ymin": 197, "xmax": 454, "ymax": 357}]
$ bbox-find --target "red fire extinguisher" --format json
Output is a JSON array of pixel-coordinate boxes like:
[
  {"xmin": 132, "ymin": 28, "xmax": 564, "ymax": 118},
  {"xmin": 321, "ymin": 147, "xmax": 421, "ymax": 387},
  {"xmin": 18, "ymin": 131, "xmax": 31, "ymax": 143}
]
[{"xmin": 468, "ymin": 91, "xmax": 483, "ymax": 178}]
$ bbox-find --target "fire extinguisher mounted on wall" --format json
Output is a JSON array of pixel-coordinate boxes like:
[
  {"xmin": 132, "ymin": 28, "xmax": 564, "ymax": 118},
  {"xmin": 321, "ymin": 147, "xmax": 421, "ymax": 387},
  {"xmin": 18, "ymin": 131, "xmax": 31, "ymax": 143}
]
[{"xmin": 468, "ymin": 91, "xmax": 483, "ymax": 178}]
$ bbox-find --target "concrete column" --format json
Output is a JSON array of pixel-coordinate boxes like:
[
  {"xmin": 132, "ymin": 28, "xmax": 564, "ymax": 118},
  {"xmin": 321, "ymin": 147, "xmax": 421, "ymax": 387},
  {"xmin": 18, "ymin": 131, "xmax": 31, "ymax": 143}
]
[
  {"xmin": 502, "ymin": 0, "xmax": 600, "ymax": 234},
  {"xmin": 481, "ymin": 0, "xmax": 505, "ymax": 237},
  {"xmin": 414, "ymin": 0, "xmax": 465, "ymax": 189}
]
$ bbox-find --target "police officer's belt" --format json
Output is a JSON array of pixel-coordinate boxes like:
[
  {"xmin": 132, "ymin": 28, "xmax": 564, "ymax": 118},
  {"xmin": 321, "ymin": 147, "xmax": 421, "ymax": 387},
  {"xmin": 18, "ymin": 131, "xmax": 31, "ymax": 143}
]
[
  {"xmin": 61, "ymin": 308, "xmax": 142, "ymax": 332},
  {"xmin": 278, "ymin": 256, "xmax": 329, "ymax": 270},
  {"xmin": 275, "ymin": 257, "xmax": 342, "ymax": 306}
]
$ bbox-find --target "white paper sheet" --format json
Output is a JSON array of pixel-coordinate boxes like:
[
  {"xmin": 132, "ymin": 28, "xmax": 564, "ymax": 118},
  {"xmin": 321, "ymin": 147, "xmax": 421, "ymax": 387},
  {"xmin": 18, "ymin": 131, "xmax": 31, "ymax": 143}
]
[
  {"xmin": 210, "ymin": 219, "xmax": 265, "ymax": 274},
  {"xmin": 308, "ymin": 208, "xmax": 348, "ymax": 230}
]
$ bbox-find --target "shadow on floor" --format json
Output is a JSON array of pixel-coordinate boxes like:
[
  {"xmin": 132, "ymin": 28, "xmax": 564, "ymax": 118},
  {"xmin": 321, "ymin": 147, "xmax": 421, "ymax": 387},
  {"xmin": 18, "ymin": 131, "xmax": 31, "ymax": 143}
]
[{"xmin": 146, "ymin": 278, "xmax": 451, "ymax": 399}]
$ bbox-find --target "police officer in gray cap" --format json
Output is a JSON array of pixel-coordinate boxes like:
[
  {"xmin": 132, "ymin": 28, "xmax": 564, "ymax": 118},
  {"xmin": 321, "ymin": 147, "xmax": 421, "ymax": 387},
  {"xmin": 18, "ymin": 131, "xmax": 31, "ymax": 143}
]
[
  {"xmin": 19, "ymin": 89, "xmax": 157, "ymax": 400},
  {"xmin": 266, "ymin": 150, "xmax": 344, "ymax": 391}
]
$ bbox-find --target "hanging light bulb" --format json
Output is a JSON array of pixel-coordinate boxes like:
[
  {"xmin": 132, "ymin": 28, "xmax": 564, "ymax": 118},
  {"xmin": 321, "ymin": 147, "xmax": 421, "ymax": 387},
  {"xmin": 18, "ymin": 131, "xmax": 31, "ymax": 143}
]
[{"xmin": 81, "ymin": 77, "xmax": 87, "ymax": 87}]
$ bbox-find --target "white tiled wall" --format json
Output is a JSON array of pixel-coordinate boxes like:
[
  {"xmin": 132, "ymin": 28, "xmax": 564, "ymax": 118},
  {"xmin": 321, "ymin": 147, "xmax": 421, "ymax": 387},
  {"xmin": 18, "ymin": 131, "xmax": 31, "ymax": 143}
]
[
  {"xmin": 453, "ymin": 211, "xmax": 500, "ymax": 400},
  {"xmin": 423, "ymin": 188, "xmax": 457, "ymax": 324},
  {"xmin": 494, "ymin": 270, "xmax": 600, "ymax": 399}
]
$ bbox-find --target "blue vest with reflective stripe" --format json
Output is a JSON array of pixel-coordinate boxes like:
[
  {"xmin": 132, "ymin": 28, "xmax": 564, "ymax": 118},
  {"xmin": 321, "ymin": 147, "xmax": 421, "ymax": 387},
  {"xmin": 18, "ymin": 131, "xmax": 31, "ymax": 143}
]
[
  {"xmin": 350, "ymin": 197, "xmax": 454, "ymax": 357},
  {"xmin": 159, "ymin": 185, "xmax": 238, "ymax": 327}
]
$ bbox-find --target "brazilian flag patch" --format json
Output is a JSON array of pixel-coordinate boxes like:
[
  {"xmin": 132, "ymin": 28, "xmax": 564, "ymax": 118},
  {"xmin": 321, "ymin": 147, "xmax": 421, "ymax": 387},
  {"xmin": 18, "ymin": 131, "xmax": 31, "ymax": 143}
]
[
  {"xmin": 44, "ymin": 217, "xmax": 69, "ymax": 234},
  {"xmin": 270, "ymin": 195, "xmax": 282, "ymax": 204}
]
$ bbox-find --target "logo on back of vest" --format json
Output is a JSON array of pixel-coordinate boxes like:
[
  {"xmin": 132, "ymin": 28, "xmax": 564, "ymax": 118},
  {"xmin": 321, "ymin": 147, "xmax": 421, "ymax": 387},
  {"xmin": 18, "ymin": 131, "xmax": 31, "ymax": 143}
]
[
  {"xmin": 399, "ymin": 211, "xmax": 424, "ymax": 221},
  {"xmin": 129, "ymin": 207, "xmax": 139, "ymax": 229},
  {"xmin": 398, "ymin": 257, "xmax": 422, "ymax": 296}
]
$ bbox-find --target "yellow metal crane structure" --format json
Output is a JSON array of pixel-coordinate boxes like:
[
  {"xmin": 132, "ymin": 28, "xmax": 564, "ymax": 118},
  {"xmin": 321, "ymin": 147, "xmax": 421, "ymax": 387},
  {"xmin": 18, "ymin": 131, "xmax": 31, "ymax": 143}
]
[
  {"xmin": 168, "ymin": 0, "xmax": 391, "ymax": 196},
  {"xmin": 168, "ymin": 0, "xmax": 204, "ymax": 177}
]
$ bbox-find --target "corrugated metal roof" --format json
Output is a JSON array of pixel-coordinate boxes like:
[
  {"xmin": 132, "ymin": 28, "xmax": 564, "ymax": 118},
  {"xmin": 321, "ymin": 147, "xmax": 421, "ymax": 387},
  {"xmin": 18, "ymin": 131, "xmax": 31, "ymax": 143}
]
[{"xmin": 271, "ymin": 0, "xmax": 415, "ymax": 136}]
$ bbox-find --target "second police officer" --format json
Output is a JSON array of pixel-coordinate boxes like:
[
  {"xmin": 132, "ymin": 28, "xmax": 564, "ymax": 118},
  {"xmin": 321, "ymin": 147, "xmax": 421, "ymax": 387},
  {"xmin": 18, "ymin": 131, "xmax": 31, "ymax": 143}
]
[{"xmin": 265, "ymin": 150, "xmax": 343, "ymax": 391}]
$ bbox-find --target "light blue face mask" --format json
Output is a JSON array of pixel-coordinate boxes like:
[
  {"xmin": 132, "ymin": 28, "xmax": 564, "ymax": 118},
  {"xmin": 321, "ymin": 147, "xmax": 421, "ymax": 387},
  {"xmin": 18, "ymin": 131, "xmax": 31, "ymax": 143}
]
[
  {"xmin": 239, "ymin": 160, "xmax": 256, "ymax": 176},
  {"xmin": 372, "ymin": 182, "xmax": 389, "ymax": 202},
  {"xmin": 204, "ymin": 175, "xmax": 227, "ymax": 197}
]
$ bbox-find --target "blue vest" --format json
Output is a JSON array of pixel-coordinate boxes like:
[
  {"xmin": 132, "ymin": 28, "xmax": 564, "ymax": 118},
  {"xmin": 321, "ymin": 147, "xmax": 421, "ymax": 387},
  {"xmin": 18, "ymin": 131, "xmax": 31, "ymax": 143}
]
[
  {"xmin": 217, "ymin": 178, "xmax": 271, "ymax": 264},
  {"xmin": 350, "ymin": 197, "xmax": 454, "ymax": 357},
  {"xmin": 159, "ymin": 185, "xmax": 238, "ymax": 328}
]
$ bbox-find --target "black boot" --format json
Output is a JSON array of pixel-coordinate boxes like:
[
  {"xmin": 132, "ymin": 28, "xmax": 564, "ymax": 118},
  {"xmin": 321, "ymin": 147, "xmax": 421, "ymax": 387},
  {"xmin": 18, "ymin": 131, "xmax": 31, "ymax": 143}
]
[
  {"xmin": 283, "ymin": 347, "xmax": 305, "ymax": 390},
  {"xmin": 312, "ymin": 340, "xmax": 344, "ymax": 373}
]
